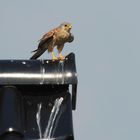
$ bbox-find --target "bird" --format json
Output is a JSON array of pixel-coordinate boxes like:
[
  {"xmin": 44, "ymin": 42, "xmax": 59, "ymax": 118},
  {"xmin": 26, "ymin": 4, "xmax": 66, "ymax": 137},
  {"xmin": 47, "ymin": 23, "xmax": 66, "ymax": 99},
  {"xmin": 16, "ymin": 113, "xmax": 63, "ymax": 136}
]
[{"xmin": 30, "ymin": 22, "xmax": 74, "ymax": 60}]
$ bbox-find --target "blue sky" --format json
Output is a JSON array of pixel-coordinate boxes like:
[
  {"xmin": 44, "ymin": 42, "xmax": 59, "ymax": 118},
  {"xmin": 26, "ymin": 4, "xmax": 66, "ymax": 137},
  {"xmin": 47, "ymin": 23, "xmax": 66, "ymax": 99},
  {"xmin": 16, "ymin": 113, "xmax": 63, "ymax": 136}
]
[{"xmin": 0, "ymin": 0, "xmax": 140, "ymax": 140}]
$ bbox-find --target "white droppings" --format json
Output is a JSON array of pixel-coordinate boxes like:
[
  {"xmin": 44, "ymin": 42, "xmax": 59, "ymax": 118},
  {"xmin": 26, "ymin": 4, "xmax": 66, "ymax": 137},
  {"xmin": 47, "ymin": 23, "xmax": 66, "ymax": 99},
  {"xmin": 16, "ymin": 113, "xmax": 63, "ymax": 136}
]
[
  {"xmin": 46, "ymin": 60, "xmax": 49, "ymax": 64},
  {"xmin": 39, "ymin": 82, "xmax": 43, "ymax": 85},
  {"xmin": 8, "ymin": 127, "xmax": 13, "ymax": 132},
  {"xmin": 22, "ymin": 61, "xmax": 26, "ymax": 65}
]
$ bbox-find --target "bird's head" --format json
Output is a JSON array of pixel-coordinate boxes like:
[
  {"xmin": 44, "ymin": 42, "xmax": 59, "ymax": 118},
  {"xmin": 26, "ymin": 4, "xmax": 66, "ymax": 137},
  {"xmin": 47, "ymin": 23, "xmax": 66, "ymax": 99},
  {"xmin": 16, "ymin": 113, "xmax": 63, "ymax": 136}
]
[{"xmin": 59, "ymin": 22, "xmax": 72, "ymax": 32}]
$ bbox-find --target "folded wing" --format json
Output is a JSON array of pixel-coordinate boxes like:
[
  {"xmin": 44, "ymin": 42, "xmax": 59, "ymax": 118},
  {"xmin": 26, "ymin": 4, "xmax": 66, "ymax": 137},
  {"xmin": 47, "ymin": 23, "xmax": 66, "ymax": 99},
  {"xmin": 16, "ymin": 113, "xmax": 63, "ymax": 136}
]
[{"xmin": 30, "ymin": 29, "xmax": 55, "ymax": 59}]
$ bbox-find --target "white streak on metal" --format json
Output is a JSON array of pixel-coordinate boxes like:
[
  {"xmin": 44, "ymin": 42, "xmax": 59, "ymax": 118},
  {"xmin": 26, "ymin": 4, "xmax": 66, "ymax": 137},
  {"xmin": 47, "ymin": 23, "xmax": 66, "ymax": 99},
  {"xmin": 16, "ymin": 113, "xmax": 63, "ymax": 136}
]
[
  {"xmin": 0, "ymin": 73, "xmax": 64, "ymax": 79},
  {"xmin": 43, "ymin": 97, "xmax": 64, "ymax": 139},
  {"xmin": 65, "ymin": 72, "xmax": 72, "ymax": 77},
  {"xmin": 36, "ymin": 103, "xmax": 42, "ymax": 138}
]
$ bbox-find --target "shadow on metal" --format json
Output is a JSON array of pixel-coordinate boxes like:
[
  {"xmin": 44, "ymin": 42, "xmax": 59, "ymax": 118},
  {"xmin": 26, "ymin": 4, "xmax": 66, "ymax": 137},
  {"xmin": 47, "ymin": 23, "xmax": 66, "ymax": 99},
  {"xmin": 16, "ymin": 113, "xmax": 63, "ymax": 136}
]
[{"xmin": 0, "ymin": 53, "xmax": 78, "ymax": 140}]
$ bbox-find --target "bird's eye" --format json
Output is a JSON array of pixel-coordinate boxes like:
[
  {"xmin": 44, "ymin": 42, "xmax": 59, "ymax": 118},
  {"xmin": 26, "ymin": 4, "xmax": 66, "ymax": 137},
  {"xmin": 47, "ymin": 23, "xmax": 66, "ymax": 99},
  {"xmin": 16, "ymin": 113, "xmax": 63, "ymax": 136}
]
[{"xmin": 64, "ymin": 24, "xmax": 67, "ymax": 27}]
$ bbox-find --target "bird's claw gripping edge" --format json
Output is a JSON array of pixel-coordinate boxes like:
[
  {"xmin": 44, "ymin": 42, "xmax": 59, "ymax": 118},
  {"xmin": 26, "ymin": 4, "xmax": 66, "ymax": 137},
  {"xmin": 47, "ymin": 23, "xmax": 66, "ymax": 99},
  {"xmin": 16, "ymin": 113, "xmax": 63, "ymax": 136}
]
[
  {"xmin": 58, "ymin": 53, "xmax": 65, "ymax": 61},
  {"xmin": 51, "ymin": 52, "xmax": 65, "ymax": 61}
]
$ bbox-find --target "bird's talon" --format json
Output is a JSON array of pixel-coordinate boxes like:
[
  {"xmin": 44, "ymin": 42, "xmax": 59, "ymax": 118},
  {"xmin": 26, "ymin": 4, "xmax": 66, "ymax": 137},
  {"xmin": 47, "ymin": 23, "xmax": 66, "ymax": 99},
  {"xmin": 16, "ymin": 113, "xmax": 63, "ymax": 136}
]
[{"xmin": 58, "ymin": 56, "xmax": 65, "ymax": 61}]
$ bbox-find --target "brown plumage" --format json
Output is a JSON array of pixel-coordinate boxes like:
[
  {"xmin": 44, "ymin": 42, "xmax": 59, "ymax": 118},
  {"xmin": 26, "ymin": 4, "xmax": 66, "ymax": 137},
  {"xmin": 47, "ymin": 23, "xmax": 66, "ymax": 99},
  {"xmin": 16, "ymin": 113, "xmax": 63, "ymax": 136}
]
[{"xmin": 30, "ymin": 22, "xmax": 74, "ymax": 60}]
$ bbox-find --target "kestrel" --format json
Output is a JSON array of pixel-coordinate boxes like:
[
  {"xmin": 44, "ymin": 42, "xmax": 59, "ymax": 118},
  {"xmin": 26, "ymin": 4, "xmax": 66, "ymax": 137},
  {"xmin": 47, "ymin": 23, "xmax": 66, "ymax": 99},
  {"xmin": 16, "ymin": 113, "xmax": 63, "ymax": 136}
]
[{"xmin": 30, "ymin": 22, "xmax": 74, "ymax": 60}]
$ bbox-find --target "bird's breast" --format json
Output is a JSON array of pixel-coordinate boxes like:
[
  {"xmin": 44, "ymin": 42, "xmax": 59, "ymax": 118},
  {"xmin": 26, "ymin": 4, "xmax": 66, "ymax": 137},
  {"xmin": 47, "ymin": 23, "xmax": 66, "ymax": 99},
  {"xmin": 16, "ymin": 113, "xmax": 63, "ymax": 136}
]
[{"xmin": 55, "ymin": 30, "xmax": 70, "ymax": 44}]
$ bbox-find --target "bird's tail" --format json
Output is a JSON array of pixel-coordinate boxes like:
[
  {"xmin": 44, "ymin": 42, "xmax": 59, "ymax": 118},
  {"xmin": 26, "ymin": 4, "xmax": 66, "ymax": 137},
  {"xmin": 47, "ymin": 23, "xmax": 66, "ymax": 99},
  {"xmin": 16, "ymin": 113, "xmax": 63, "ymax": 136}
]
[
  {"xmin": 30, "ymin": 48, "xmax": 47, "ymax": 59},
  {"xmin": 31, "ymin": 49, "xmax": 38, "ymax": 53}
]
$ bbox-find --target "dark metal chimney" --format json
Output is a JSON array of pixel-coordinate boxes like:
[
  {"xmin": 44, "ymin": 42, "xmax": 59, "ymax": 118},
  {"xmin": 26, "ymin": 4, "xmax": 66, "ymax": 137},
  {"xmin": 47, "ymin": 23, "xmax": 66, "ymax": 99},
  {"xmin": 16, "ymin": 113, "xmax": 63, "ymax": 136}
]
[{"xmin": 0, "ymin": 53, "xmax": 78, "ymax": 140}]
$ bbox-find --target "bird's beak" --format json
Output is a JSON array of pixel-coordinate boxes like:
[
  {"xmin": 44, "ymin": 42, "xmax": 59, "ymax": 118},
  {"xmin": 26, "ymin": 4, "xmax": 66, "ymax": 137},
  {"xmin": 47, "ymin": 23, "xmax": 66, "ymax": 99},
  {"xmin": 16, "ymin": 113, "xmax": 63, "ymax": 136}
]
[{"xmin": 69, "ymin": 25, "xmax": 72, "ymax": 29}]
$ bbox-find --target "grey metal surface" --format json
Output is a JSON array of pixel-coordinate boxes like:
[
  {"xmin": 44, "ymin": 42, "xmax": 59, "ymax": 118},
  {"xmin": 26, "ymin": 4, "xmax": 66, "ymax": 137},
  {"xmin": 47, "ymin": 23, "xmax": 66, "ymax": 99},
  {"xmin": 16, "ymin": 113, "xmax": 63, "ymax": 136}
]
[{"xmin": 0, "ymin": 53, "xmax": 77, "ymax": 85}]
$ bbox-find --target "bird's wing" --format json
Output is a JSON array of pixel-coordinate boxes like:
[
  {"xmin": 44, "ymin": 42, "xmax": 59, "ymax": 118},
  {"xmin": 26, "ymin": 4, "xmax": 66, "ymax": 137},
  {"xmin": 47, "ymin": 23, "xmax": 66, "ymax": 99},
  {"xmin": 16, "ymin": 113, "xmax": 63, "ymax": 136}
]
[
  {"xmin": 30, "ymin": 47, "xmax": 48, "ymax": 59},
  {"xmin": 38, "ymin": 28, "xmax": 56, "ymax": 49},
  {"xmin": 30, "ymin": 28, "xmax": 57, "ymax": 59}
]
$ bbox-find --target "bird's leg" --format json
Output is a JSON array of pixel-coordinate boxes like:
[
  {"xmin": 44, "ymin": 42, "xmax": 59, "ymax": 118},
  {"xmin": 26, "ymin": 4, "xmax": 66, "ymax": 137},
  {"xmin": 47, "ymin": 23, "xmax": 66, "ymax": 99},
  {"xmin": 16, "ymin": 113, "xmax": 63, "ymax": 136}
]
[
  {"xmin": 51, "ymin": 52, "xmax": 57, "ymax": 61},
  {"xmin": 57, "ymin": 46, "xmax": 65, "ymax": 61},
  {"xmin": 58, "ymin": 52, "xmax": 65, "ymax": 60}
]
